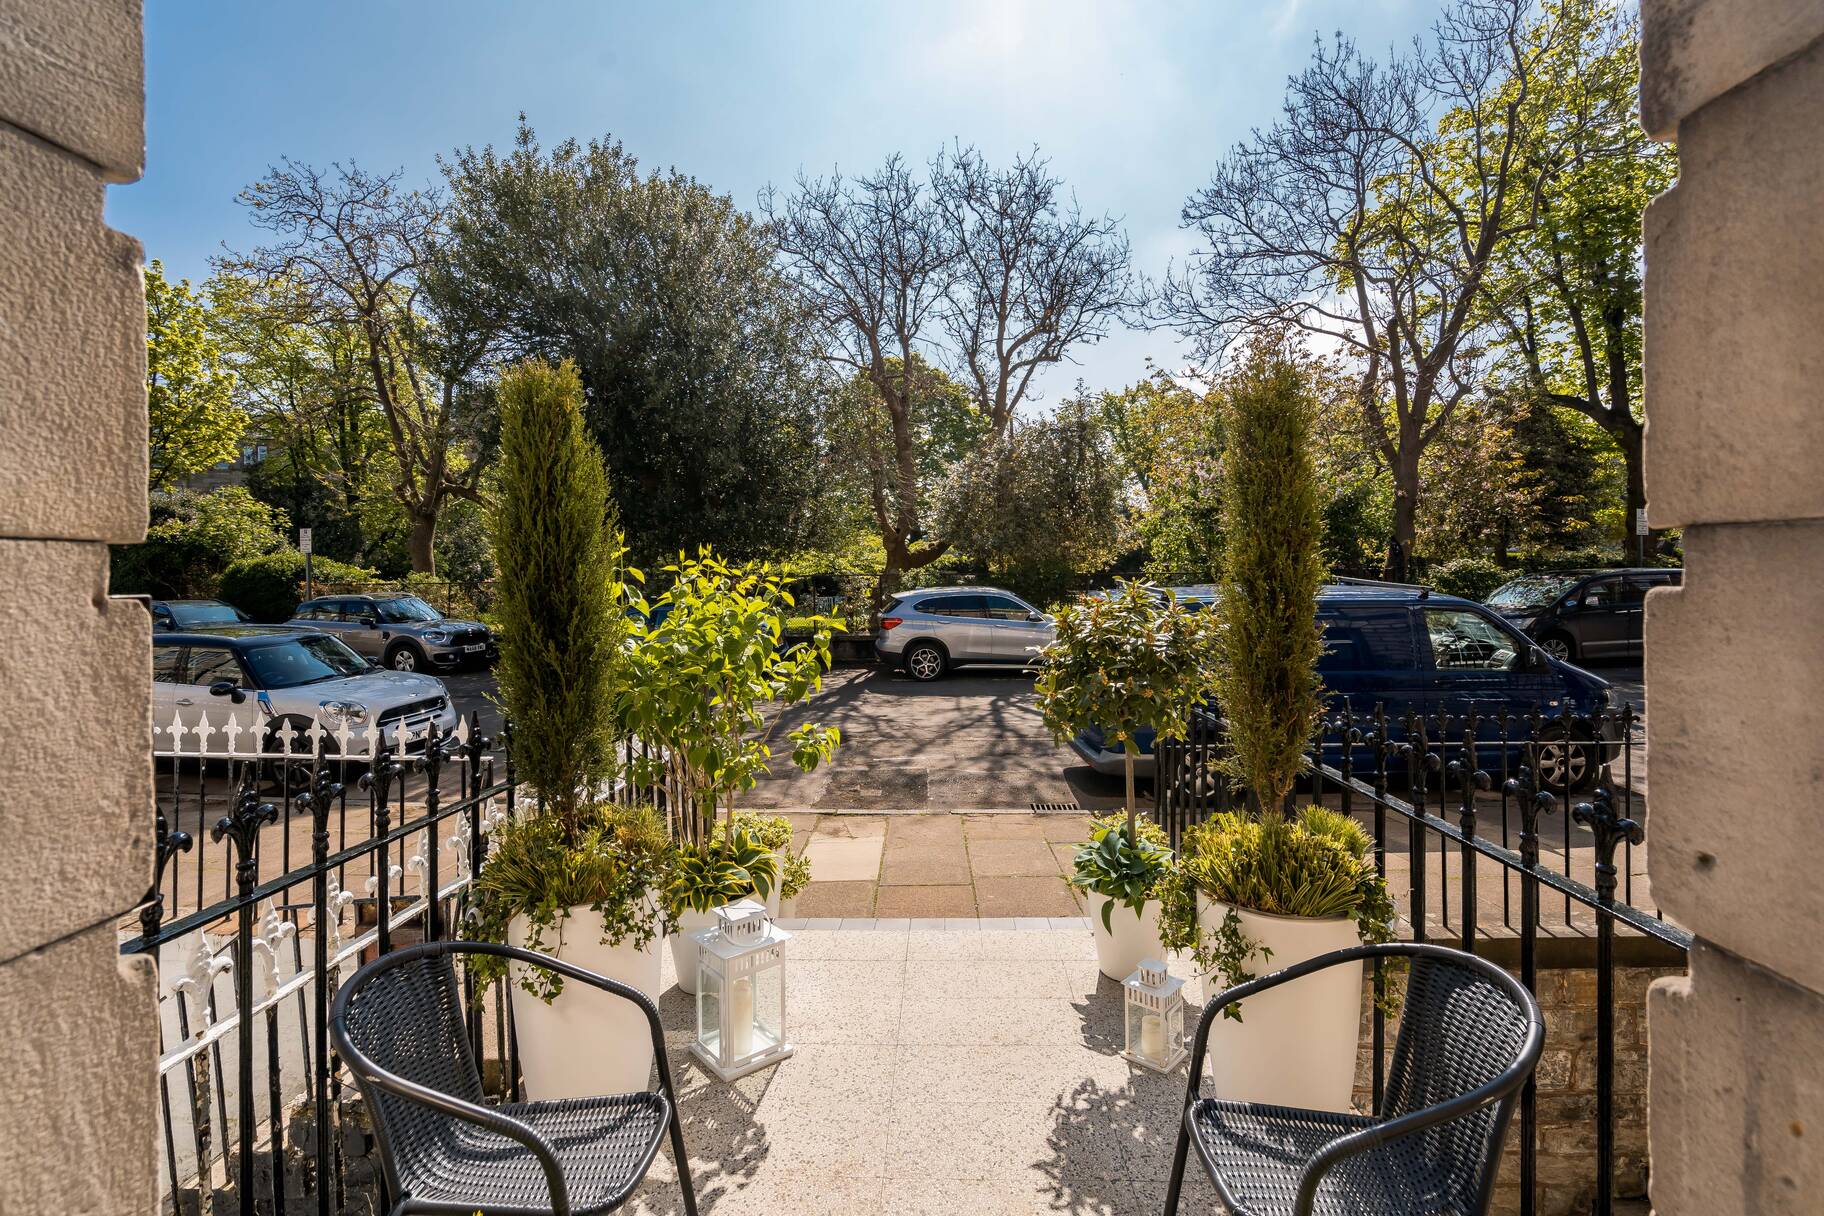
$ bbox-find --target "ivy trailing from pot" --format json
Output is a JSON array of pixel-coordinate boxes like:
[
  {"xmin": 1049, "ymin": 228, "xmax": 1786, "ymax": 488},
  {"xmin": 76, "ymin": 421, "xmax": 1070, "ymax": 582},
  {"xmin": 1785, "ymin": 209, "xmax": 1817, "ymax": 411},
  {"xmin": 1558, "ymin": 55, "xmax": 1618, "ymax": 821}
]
[{"xmin": 1156, "ymin": 807, "xmax": 1395, "ymax": 1021}]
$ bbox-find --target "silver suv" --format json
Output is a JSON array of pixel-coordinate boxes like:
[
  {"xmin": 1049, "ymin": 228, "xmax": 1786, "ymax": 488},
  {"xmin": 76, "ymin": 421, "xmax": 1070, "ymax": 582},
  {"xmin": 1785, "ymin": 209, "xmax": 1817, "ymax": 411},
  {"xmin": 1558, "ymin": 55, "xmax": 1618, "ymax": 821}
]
[
  {"xmin": 874, "ymin": 587, "xmax": 1055, "ymax": 681},
  {"xmin": 287, "ymin": 593, "xmax": 496, "ymax": 672}
]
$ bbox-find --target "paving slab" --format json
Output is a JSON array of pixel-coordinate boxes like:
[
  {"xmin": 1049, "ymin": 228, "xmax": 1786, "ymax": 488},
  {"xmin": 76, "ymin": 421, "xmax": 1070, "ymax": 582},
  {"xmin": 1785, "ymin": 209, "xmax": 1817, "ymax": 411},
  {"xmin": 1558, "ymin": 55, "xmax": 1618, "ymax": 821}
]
[
  {"xmin": 879, "ymin": 815, "xmax": 971, "ymax": 885},
  {"xmin": 969, "ymin": 837, "xmax": 1065, "ymax": 878},
  {"xmin": 874, "ymin": 884, "xmax": 977, "ymax": 918},
  {"xmin": 800, "ymin": 834, "xmax": 883, "ymax": 882},
  {"xmin": 976, "ymin": 876, "xmax": 1081, "ymax": 918},
  {"xmin": 789, "ymin": 880, "xmax": 875, "ymax": 918},
  {"xmin": 961, "ymin": 813, "xmax": 1052, "ymax": 841}
]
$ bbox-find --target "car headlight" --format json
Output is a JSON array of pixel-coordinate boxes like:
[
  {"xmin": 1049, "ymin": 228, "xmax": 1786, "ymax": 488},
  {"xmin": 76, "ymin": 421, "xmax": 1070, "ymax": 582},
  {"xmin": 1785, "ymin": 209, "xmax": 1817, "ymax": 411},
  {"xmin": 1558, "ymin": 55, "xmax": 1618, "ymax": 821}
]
[
  {"xmin": 422, "ymin": 629, "xmax": 450, "ymax": 645},
  {"xmin": 319, "ymin": 700, "xmax": 368, "ymax": 723}
]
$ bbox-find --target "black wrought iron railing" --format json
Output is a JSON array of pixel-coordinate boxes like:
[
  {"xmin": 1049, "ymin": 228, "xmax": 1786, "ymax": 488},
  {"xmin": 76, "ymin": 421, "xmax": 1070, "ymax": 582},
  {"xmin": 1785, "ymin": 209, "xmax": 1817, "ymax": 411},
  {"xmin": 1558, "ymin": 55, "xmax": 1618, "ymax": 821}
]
[{"xmin": 1154, "ymin": 703, "xmax": 1688, "ymax": 1216}]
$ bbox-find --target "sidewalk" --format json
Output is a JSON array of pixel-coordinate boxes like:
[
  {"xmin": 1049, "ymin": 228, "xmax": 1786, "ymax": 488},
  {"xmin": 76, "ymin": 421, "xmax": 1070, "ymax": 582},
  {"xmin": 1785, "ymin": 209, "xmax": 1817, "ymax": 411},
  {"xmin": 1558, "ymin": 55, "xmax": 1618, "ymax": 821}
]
[{"xmin": 781, "ymin": 812, "xmax": 1096, "ymax": 919}]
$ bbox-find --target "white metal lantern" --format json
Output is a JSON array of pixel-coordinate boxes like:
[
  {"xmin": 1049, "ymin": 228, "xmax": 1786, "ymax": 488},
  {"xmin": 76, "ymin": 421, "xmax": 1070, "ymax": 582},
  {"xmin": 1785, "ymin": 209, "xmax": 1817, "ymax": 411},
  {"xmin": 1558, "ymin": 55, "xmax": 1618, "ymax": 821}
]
[
  {"xmin": 690, "ymin": 899, "xmax": 794, "ymax": 1081},
  {"xmin": 1123, "ymin": 959, "xmax": 1187, "ymax": 1073}
]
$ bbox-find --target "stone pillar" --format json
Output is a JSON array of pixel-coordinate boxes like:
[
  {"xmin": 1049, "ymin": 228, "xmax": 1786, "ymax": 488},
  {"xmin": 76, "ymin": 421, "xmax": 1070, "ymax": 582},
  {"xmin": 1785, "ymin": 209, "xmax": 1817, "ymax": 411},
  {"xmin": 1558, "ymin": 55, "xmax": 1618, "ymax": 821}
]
[
  {"xmin": 0, "ymin": 3, "xmax": 159, "ymax": 1213},
  {"xmin": 1640, "ymin": 4, "xmax": 1824, "ymax": 1212}
]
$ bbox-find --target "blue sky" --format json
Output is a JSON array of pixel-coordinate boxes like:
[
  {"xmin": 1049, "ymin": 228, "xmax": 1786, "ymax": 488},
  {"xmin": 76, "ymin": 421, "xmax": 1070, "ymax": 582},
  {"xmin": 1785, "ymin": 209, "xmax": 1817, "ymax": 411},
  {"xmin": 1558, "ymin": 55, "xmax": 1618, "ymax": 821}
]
[{"xmin": 110, "ymin": 0, "xmax": 1434, "ymax": 406}]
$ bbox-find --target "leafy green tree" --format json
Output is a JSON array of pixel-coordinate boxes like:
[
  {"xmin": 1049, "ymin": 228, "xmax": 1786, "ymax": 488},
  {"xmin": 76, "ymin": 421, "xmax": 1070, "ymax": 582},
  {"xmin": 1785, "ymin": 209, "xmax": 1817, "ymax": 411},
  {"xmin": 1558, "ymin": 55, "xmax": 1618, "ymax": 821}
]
[
  {"xmin": 618, "ymin": 552, "xmax": 841, "ymax": 843},
  {"xmin": 111, "ymin": 486, "xmax": 289, "ymax": 599},
  {"xmin": 489, "ymin": 359, "xmax": 626, "ymax": 831},
  {"xmin": 933, "ymin": 397, "xmax": 1125, "ymax": 604},
  {"xmin": 1034, "ymin": 580, "xmax": 1222, "ymax": 832},
  {"xmin": 1214, "ymin": 338, "xmax": 1327, "ymax": 811},
  {"xmin": 1472, "ymin": 0, "xmax": 1676, "ymax": 545},
  {"xmin": 1097, "ymin": 369, "xmax": 1225, "ymax": 581},
  {"xmin": 145, "ymin": 261, "xmax": 244, "ymax": 491},
  {"xmin": 436, "ymin": 120, "xmax": 823, "ymax": 564}
]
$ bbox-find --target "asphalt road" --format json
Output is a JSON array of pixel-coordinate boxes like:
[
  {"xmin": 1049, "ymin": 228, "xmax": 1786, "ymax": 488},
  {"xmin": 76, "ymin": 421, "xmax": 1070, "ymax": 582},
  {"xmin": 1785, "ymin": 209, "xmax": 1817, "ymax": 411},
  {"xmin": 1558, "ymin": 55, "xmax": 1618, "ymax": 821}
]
[{"xmin": 439, "ymin": 657, "xmax": 1645, "ymax": 812}]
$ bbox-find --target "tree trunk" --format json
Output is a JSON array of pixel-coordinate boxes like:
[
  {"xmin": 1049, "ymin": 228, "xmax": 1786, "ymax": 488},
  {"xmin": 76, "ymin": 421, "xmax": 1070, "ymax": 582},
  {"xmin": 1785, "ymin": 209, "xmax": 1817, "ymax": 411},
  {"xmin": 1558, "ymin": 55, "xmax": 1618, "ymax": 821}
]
[
  {"xmin": 408, "ymin": 509, "xmax": 437, "ymax": 575},
  {"xmin": 1616, "ymin": 420, "xmax": 1659, "ymax": 560},
  {"xmin": 1123, "ymin": 751, "xmax": 1137, "ymax": 837}
]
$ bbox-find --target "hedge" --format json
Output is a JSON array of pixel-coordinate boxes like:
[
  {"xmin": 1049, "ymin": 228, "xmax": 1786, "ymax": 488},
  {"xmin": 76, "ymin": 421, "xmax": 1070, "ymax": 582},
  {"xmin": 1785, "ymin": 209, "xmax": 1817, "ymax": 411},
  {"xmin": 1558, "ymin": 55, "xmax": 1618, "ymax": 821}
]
[{"xmin": 219, "ymin": 550, "xmax": 377, "ymax": 622}]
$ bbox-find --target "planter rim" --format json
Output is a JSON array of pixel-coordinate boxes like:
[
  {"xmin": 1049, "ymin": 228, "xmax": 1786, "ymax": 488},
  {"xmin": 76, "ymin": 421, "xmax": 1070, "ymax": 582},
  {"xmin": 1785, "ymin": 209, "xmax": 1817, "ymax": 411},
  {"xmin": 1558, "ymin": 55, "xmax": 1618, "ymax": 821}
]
[{"xmin": 1200, "ymin": 896, "xmax": 1356, "ymax": 927}]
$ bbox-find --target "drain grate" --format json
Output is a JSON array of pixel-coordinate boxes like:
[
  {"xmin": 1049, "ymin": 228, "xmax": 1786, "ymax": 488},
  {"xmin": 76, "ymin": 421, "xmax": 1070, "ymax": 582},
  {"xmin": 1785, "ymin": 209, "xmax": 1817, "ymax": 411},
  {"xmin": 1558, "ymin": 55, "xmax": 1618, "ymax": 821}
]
[{"xmin": 1030, "ymin": 801, "xmax": 1082, "ymax": 813}]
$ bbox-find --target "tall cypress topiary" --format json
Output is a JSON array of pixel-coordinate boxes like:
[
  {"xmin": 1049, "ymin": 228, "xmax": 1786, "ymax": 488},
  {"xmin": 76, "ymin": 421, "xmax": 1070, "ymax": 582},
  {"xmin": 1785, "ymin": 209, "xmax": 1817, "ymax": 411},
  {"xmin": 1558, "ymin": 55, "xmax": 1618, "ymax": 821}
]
[
  {"xmin": 1214, "ymin": 336, "xmax": 1326, "ymax": 812},
  {"xmin": 489, "ymin": 358, "xmax": 624, "ymax": 833}
]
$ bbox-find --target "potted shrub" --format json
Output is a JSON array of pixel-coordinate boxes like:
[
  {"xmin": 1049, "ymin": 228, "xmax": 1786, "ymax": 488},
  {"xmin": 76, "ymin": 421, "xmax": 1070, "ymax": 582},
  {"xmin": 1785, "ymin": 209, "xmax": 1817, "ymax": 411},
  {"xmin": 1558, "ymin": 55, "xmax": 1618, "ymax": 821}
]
[
  {"xmin": 1034, "ymin": 579, "xmax": 1221, "ymax": 979},
  {"xmin": 1157, "ymin": 337, "xmax": 1394, "ymax": 1111},
  {"xmin": 621, "ymin": 552, "xmax": 840, "ymax": 992},
  {"xmin": 734, "ymin": 811, "xmax": 813, "ymax": 918},
  {"xmin": 467, "ymin": 358, "xmax": 670, "ymax": 1100}
]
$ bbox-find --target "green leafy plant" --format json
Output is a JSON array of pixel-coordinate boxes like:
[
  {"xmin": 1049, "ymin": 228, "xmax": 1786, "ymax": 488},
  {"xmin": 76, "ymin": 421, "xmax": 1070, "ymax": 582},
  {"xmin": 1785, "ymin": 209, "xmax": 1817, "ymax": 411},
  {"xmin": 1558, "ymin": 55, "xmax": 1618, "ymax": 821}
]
[
  {"xmin": 619, "ymin": 550, "xmax": 842, "ymax": 842},
  {"xmin": 1431, "ymin": 555, "xmax": 1507, "ymax": 601},
  {"xmin": 217, "ymin": 550, "xmax": 378, "ymax": 621},
  {"xmin": 1070, "ymin": 814, "xmax": 1174, "ymax": 932},
  {"xmin": 667, "ymin": 829, "xmax": 781, "ymax": 915},
  {"xmin": 1157, "ymin": 807, "xmax": 1395, "ymax": 1020},
  {"xmin": 733, "ymin": 811, "xmax": 812, "ymax": 900},
  {"xmin": 469, "ymin": 803, "xmax": 675, "ymax": 1000},
  {"xmin": 1033, "ymin": 580, "xmax": 1223, "ymax": 834}
]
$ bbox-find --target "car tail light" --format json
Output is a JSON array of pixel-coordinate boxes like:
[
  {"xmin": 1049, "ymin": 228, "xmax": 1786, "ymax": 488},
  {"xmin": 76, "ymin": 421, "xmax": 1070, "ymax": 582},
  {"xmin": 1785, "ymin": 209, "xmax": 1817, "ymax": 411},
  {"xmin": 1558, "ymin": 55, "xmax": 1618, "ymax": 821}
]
[{"xmin": 879, "ymin": 616, "xmax": 903, "ymax": 630}]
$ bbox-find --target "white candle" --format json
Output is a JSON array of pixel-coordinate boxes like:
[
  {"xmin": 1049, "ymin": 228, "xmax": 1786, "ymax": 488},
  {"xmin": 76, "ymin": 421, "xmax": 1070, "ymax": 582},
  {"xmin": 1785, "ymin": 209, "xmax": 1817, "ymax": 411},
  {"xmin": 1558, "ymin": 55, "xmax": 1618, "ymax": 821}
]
[
  {"xmin": 729, "ymin": 977, "xmax": 754, "ymax": 1057},
  {"xmin": 1140, "ymin": 1011, "xmax": 1164, "ymax": 1061}
]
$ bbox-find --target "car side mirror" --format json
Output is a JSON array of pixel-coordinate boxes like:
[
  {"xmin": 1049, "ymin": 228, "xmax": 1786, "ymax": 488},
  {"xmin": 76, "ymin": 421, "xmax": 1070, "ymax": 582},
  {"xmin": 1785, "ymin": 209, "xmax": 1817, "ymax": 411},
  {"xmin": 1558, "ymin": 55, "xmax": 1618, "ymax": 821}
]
[
  {"xmin": 361, "ymin": 616, "xmax": 379, "ymax": 628},
  {"xmin": 209, "ymin": 680, "xmax": 247, "ymax": 704},
  {"xmin": 1530, "ymin": 645, "xmax": 1551, "ymax": 669},
  {"xmin": 1027, "ymin": 612, "xmax": 1043, "ymax": 623}
]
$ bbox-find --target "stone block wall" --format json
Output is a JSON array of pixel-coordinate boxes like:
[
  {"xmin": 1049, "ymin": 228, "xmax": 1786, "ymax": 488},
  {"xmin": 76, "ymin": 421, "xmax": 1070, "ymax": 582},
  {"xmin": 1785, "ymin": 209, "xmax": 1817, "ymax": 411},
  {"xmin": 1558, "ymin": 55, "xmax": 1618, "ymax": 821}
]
[
  {"xmin": 0, "ymin": 2, "xmax": 158, "ymax": 1213},
  {"xmin": 1639, "ymin": 4, "xmax": 1824, "ymax": 1213}
]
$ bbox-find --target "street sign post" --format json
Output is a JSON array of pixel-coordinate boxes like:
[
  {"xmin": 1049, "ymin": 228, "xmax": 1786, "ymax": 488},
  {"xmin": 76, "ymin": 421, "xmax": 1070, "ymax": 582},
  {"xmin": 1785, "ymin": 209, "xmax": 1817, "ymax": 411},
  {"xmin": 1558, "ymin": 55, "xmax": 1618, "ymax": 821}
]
[{"xmin": 300, "ymin": 528, "xmax": 314, "ymax": 601}]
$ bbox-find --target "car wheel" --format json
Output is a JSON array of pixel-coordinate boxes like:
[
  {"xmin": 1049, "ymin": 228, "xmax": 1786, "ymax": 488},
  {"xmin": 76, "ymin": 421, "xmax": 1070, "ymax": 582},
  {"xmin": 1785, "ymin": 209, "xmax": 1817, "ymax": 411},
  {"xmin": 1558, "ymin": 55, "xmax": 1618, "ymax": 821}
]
[
  {"xmin": 386, "ymin": 643, "xmax": 423, "ymax": 672},
  {"xmin": 904, "ymin": 642, "xmax": 947, "ymax": 682},
  {"xmin": 1538, "ymin": 632, "xmax": 1575, "ymax": 663},
  {"xmin": 1534, "ymin": 722, "xmax": 1597, "ymax": 794}
]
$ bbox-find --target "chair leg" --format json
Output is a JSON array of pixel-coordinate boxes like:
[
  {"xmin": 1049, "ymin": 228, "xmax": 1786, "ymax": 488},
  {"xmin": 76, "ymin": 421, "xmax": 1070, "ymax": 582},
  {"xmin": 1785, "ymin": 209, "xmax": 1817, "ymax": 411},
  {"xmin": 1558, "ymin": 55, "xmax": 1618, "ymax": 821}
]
[
  {"xmin": 668, "ymin": 1109, "xmax": 699, "ymax": 1216},
  {"xmin": 1162, "ymin": 1107, "xmax": 1194, "ymax": 1216}
]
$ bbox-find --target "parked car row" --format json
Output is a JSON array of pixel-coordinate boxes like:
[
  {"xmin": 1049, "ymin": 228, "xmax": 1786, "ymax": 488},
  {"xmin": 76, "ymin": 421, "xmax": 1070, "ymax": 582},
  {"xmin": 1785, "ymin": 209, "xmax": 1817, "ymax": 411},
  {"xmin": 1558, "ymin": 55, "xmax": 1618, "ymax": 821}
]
[{"xmin": 1484, "ymin": 568, "xmax": 1680, "ymax": 662}]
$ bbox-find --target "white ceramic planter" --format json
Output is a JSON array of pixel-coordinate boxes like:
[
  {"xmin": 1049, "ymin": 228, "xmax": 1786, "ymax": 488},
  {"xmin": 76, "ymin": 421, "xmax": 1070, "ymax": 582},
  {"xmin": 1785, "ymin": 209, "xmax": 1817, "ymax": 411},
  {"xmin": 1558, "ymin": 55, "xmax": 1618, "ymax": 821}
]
[
  {"xmin": 506, "ymin": 905, "xmax": 663, "ymax": 1101},
  {"xmin": 763, "ymin": 850, "xmax": 787, "ymax": 919},
  {"xmin": 1195, "ymin": 896, "xmax": 1363, "ymax": 1111},
  {"xmin": 668, "ymin": 906, "xmax": 721, "ymax": 996},
  {"xmin": 1089, "ymin": 894, "xmax": 1164, "ymax": 981}
]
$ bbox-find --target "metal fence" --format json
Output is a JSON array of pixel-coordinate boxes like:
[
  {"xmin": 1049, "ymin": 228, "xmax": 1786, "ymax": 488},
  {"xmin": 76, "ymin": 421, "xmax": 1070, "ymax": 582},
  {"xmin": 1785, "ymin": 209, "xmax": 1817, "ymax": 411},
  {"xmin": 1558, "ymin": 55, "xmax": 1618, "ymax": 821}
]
[
  {"xmin": 1154, "ymin": 703, "xmax": 1688, "ymax": 1216},
  {"xmin": 126, "ymin": 714, "xmax": 523, "ymax": 1216}
]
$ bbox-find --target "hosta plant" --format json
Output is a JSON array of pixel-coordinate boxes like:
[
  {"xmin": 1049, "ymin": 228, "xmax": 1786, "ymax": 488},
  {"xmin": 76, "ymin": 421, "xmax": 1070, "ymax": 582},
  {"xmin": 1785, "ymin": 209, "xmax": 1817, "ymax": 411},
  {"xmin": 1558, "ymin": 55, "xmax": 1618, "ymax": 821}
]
[
  {"xmin": 667, "ymin": 828, "xmax": 781, "ymax": 916},
  {"xmin": 1071, "ymin": 813, "xmax": 1173, "ymax": 932},
  {"xmin": 732, "ymin": 811, "xmax": 812, "ymax": 900},
  {"xmin": 1158, "ymin": 807, "xmax": 1395, "ymax": 1020}
]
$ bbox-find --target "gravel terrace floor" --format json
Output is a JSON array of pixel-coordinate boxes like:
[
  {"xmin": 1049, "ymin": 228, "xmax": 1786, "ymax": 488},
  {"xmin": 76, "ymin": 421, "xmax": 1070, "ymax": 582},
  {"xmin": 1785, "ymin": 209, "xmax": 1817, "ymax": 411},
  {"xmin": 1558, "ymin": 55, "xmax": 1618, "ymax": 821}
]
[{"xmin": 629, "ymin": 919, "xmax": 1221, "ymax": 1216}]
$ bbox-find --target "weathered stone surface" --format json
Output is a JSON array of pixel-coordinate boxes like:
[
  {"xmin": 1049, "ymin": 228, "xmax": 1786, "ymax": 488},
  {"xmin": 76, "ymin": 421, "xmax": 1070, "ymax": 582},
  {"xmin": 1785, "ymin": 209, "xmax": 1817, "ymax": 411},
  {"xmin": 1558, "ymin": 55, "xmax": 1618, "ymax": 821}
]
[
  {"xmin": 0, "ymin": 0, "xmax": 144, "ymax": 179},
  {"xmin": 0, "ymin": 541, "xmax": 151, "ymax": 955},
  {"xmin": 0, "ymin": 122, "xmax": 146, "ymax": 541},
  {"xmin": 0, "ymin": 921, "xmax": 160, "ymax": 1216},
  {"xmin": 1648, "ymin": 942, "xmax": 1824, "ymax": 1215},
  {"xmin": 1641, "ymin": 0, "xmax": 1824, "ymax": 138},
  {"xmin": 1645, "ymin": 522, "xmax": 1824, "ymax": 995},
  {"xmin": 1643, "ymin": 36, "xmax": 1824, "ymax": 531}
]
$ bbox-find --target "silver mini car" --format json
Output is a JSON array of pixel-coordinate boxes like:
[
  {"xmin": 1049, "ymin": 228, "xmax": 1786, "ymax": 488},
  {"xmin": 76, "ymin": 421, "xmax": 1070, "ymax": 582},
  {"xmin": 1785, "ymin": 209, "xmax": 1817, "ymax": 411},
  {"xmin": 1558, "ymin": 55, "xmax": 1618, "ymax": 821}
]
[
  {"xmin": 873, "ymin": 587, "xmax": 1055, "ymax": 681},
  {"xmin": 287, "ymin": 593, "xmax": 496, "ymax": 672}
]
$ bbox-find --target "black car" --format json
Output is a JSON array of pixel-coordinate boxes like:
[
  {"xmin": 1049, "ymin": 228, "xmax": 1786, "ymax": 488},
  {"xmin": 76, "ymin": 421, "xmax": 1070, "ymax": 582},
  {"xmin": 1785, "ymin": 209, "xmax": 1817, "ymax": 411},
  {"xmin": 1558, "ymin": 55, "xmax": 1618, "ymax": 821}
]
[
  {"xmin": 1484, "ymin": 568, "xmax": 1682, "ymax": 663},
  {"xmin": 150, "ymin": 598, "xmax": 253, "ymax": 631}
]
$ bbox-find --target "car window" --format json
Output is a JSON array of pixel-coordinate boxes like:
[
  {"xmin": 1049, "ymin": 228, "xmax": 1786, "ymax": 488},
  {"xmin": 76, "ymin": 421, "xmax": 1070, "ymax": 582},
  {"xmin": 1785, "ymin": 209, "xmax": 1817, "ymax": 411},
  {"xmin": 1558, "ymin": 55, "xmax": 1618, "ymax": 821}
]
[
  {"xmin": 376, "ymin": 596, "xmax": 441, "ymax": 623},
  {"xmin": 1423, "ymin": 608, "xmax": 1521, "ymax": 672},
  {"xmin": 1317, "ymin": 609, "xmax": 1417, "ymax": 672},
  {"xmin": 169, "ymin": 602, "xmax": 243, "ymax": 626},
  {"xmin": 1620, "ymin": 578, "xmax": 1654, "ymax": 605},
  {"xmin": 1581, "ymin": 577, "xmax": 1621, "ymax": 608},
  {"xmin": 186, "ymin": 646, "xmax": 243, "ymax": 686},
  {"xmin": 982, "ymin": 595, "xmax": 1032, "ymax": 621},
  {"xmin": 918, "ymin": 594, "xmax": 986, "ymax": 618},
  {"xmin": 339, "ymin": 600, "xmax": 371, "ymax": 621},
  {"xmin": 241, "ymin": 636, "xmax": 370, "ymax": 688},
  {"xmin": 152, "ymin": 645, "xmax": 185, "ymax": 684},
  {"xmin": 1486, "ymin": 574, "xmax": 1578, "ymax": 610}
]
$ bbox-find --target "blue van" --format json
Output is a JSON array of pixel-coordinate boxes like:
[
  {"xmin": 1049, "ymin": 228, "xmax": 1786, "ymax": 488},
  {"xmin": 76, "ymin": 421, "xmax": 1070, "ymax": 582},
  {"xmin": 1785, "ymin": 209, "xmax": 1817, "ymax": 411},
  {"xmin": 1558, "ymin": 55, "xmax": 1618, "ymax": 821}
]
[{"xmin": 1070, "ymin": 582, "xmax": 1616, "ymax": 792}]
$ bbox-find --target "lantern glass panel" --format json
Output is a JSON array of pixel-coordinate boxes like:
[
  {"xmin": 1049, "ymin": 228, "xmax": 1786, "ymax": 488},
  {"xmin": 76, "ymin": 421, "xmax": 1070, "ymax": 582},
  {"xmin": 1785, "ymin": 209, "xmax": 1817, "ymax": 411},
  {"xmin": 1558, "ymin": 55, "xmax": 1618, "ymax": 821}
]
[
  {"xmin": 696, "ymin": 963, "xmax": 724, "ymax": 1059},
  {"xmin": 1127, "ymin": 996, "xmax": 1168, "ymax": 1065},
  {"xmin": 751, "ymin": 955, "xmax": 785, "ymax": 1055}
]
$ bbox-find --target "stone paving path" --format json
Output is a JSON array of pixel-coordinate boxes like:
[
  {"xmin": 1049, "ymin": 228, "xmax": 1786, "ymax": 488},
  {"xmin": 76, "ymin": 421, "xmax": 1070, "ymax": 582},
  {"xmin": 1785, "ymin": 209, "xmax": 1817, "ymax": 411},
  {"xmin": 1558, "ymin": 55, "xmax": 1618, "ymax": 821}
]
[
  {"xmin": 627, "ymin": 922, "xmax": 1222, "ymax": 1215},
  {"xmin": 780, "ymin": 811, "xmax": 1097, "ymax": 920}
]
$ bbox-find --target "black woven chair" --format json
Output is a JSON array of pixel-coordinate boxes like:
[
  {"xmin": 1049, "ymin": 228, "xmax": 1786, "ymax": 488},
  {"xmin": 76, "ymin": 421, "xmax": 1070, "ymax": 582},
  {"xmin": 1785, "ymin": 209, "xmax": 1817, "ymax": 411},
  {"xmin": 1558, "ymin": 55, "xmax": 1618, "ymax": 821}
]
[
  {"xmin": 330, "ymin": 941, "xmax": 698, "ymax": 1216},
  {"xmin": 1162, "ymin": 942, "xmax": 1543, "ymax": 1216}
]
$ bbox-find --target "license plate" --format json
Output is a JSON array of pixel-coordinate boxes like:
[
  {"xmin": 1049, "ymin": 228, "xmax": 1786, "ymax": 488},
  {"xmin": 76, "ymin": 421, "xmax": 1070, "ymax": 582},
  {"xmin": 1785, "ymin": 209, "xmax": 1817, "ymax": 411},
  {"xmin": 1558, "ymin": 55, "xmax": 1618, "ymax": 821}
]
[{"xmin": 463, "ymin": 643, "xmax": 486, "ymax": 653}]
